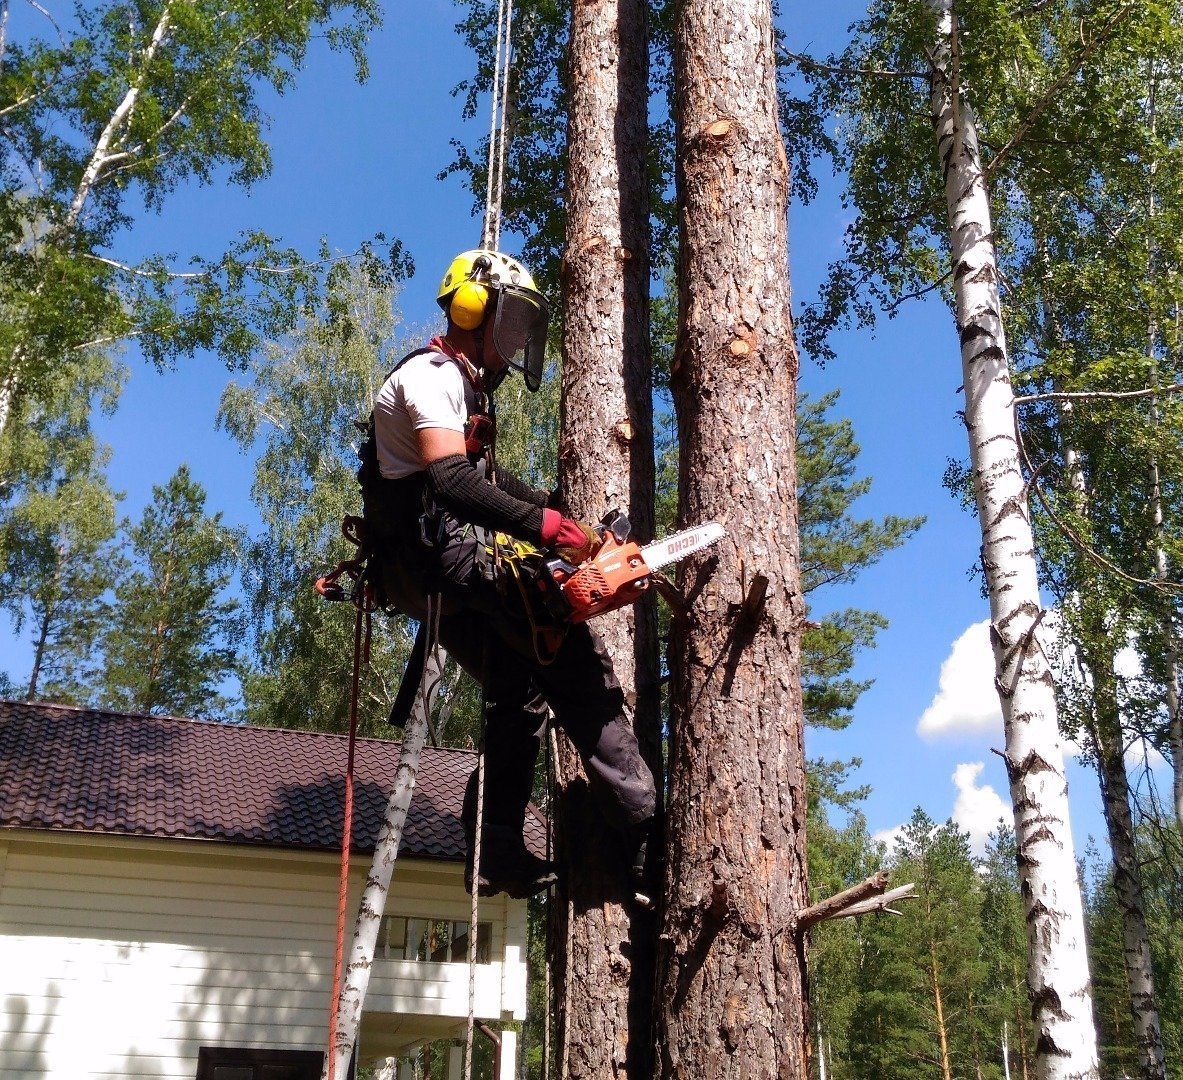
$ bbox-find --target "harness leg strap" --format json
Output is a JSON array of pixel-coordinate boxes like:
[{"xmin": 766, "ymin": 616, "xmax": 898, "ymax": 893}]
[{"xmin": 386, "ymin": 622, "xmax": 429, "ymax": 731}]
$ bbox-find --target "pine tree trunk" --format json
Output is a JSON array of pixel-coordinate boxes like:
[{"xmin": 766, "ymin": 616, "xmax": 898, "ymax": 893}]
[
  {"xmin": 930, "ymin": 942, "xmax": 953, "ymax": 1080},
  {"xmin": 657, "ymin": 0, "xmax": 809, "ymax": 1074},
  {"xmin": 922, "ymin": 2, "xmax": 1099, "ymax": 1077},
  {"xmin": 26, "ymin": 598, "xmax": 54, "ymax": 701},
  {"xmin": 1081, "ymin": 640, "xmax": 1166, "ymax": 1080},
  {"xmin": 555, "ymin": 0, "xmax": 659, "ymax": 1074}
]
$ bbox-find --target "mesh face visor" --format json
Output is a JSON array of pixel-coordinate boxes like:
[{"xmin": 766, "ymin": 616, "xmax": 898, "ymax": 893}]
[{"xmin": 492, "ymin": 285, "xmax": 550, "ymax": 392}]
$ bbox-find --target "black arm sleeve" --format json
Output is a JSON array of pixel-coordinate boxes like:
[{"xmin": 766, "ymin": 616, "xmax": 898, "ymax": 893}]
[
  {"xmin": 491, "ymin": 466, "xmax": 550, "ymax": 507},
  {"xmin": 426, "ymin": 454, "xmax": 546, "ymax": 542}
]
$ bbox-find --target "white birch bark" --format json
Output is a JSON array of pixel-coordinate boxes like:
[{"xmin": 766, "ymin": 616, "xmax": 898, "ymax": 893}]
[
  {"xmin": 0, "ymin": 5, "xmax": 173, "ymax": 443},
  {"xmin": 1151, "ymin": 432, "xmax": 1183, "ymax": 830},
  {"xmin": 923, "ymin": 3, "xmax": 1099, "ymax": 1077},
  {"xmin": 0, "ymin": 374, "xmax": 15, "ymax": 444},
  {"xmin": 66, "ymin": 5, "xmax": 174, "ymax": 229},
  {"xmin": 322, "ymin": 646, "xmax": 446, "ymax": 1080}
]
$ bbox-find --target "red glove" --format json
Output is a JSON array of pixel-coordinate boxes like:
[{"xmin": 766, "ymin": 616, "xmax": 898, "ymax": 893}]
[{"xmin": 541, "ymin": 510, "xmax": 601, "ymax": 564}]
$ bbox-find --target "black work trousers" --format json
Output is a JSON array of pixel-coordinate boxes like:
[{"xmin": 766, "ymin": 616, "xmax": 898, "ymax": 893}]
[{"xmin": 377, "ymin": 517, "xmax": 656, "ymax": 835}]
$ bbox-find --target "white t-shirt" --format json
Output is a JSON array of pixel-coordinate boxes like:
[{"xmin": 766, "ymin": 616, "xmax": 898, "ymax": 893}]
[{"xmin": 373, "ymin": 351, "xmax": 472, "ymax": 480}]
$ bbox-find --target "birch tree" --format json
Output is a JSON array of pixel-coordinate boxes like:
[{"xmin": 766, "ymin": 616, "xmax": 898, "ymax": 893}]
[
  {"xmin": 0, "ymin": 361, "xmax": 121, "ymax": 701},
  {"xmin": 218, "ymin": 268, "xmax": 426, "ymax": 735},
  {"xmin": 971, "ymin": 9, "xmax": 1183, "ymax": 1073},
  {"xmin": 922, "ymin": 3, "xmax": 1099, "ymax": 1071},
  {"xmin": 659, "ymin": 0, "xmax": 809, "ymax": 1073},
  {"xmin": 0, "ymin": 0, "xmax": 396, "ymax": 455}
]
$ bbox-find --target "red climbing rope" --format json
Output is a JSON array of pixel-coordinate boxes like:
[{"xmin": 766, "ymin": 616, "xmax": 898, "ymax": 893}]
[{"xmin": 326, "ymin": 579, "xmax": 372, "ymax": 1080}]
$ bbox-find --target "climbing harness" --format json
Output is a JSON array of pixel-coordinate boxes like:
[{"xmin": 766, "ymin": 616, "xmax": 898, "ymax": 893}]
[{"xmin": 482, "ymin": 529, "xmax": 567, "ymax": 664}]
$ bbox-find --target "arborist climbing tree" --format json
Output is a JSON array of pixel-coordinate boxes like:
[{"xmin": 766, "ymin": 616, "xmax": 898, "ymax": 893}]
[{"xmin": 361, "ymin": 247, "xmax": 659, "ymax": 900}]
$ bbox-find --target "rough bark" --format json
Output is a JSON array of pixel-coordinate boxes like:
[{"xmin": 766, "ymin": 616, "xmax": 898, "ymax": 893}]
[
  {"xmin": 657, "ymin": 0, "xmax": 809, "ymax": 1074},
  {"xmin": 923, "ymin": 2, "xmax": 1099, "ymax": 1077},
  {"xmin": 554, "ymin": 0, "xmax": 659, "ymax": 1075},
  {"xmin": 1081, "ymin": 640, "xmax": 1166, "ymax": 1080}
]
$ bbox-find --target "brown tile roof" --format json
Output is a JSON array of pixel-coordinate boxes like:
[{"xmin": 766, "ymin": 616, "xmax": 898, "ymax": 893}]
[{"xmin": 0, "ymin": 700, "xmax": 547, "ymax": 861}]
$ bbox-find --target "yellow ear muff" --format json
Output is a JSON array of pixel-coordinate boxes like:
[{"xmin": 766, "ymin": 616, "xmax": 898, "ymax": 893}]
[{"xmin": 449, "ymin": 281, "xmax": 489, "ymax": 330}]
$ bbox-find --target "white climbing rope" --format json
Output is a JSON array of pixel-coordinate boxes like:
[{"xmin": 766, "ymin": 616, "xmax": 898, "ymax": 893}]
[{"xmin": 481, "ymin": 0, "xmax": 515, "ymax": 252}]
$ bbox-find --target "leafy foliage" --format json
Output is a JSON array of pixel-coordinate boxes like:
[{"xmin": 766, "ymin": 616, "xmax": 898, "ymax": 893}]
[
  {"xmin": 1084, "ymin": 821, "xmax": 1183, "ymax": 1075},
  {"xmin": 0, "ymin": 0, "xmax": 405, "ymax": 490},
  {"xmin": 220, "ymin": 265, "xmax": 415, "ymax": 734},
  {"xmin": 0, "ymin": 354, "xmax": 123, "ymax": 700}
]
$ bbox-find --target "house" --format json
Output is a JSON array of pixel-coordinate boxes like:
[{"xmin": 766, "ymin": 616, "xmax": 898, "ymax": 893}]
[{"xmin": 0, "ymin": 699, "xmax": 545, "ymax": 1079}]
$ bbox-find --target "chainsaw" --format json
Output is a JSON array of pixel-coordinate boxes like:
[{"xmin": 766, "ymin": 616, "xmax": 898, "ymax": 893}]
[{"xmin": 539, "ymin": 509, "xmax": 725, "ymax": 623}]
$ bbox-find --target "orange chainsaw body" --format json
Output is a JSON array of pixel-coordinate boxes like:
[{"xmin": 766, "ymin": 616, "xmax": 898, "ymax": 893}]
[
  {"xmin": 541, "ymin": 512, "xmax": 654, "ymax": 623},
  {"xmin": 556, "ymin": 531, "xmax": 652, "ymax": 622}
]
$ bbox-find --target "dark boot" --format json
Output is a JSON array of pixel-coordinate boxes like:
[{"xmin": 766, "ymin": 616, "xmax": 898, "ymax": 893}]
[{"xmin": 465, "ymin": 823, "xmax": 557, "ymax": 899}]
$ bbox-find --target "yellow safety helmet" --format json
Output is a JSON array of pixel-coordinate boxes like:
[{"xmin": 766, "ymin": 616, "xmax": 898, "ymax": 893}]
[{"xmin": 436, "ymin": 249, "xmax": 550, "ymax": 391}]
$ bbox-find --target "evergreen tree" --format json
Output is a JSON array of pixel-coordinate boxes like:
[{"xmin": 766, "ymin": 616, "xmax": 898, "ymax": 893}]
[
  {"xmin": 95, "ymin": 465, "xmax": 241, "ymax": 717},
  {"xmin": 805, "ymin": 766, "xmax": 878, "ymax": 1080},
  {"xmin": 979, "ymin": 827, "xmax": 1038, "ymax": 1080},
  {"xmin": 848, "ymin": 812, "xmax": 992, "ymax": 1080}
]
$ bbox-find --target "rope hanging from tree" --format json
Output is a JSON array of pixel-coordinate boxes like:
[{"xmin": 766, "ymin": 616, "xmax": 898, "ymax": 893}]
[
  {"xmin": 481, "ymin": 0, "xmax": 515, "ymax": 252},
  {"xmin": 464, "ymin": 4, "xmax": 517, "ymax": 1074}
]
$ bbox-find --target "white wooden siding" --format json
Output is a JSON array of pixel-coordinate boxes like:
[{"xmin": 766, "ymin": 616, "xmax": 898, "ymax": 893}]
[{"xmin": 0, "ymin": 832, "xmax": 527, "ymax": 1079}]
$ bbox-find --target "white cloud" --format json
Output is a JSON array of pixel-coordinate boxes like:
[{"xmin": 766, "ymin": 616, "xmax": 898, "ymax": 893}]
[
  {"xmin": 951, "ymin": 762, "xmax": 1011, "ymax": 854},
  {"xmin": 871, "ymin": 762, "xmax": 1010, "ymax": 858},
  {"xmin": 917, "ymin": 620, "xmax": 1001, "ymax": 738},
  {"xmin": 872, "ymin": 824, "xmax": 905, "ymax": 856},
  {"xmin": 1126, "ymin": 735, "xmax": 1168, "ymax": 772}
]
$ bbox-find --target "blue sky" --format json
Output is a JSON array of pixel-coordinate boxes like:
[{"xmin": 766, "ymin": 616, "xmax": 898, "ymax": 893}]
[{"xmin": 1, "ymin": 0, "xmax": 1135, "ymax": 862}]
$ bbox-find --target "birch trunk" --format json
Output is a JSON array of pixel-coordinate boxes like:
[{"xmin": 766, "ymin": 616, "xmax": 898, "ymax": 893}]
[
  {"xmin": 66, "ymin": 5, "xmax": 174, "ymax": 229},
  {"xmin": 0, "ymin": 3, "xmax": 174, "ymax": 444},
  {"xmin": 0, "ymin": 373, "xmax": 15, "ymax": 445},
  {"xmin": 1150, "ymin": 443, "xmax": 1183, "ymax": 834},
  {"xmin": 658, "ymin": 0, "xmax": 809, "ymax": 1073},
  {"xmin": 555, "ymin": 0, "xmax": 659, "ymax": 1073},
  {"xmin": 923, "ymin": 2, "xmax": 1099, "ymax": 1077},
  {"xmin": 1144, "ymin": 76, "xmax": 1183, "ymax": 839},
  {"xmin": 1079, "ymin": 637, "xmax": 1166, "ymax": 1080},
  {"xmin": 322, "ymin": 647, "xmax": 445, "ymax": 1080}
]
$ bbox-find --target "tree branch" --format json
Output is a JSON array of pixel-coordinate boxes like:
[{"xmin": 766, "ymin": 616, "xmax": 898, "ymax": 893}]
[
  {"xmin": 796, "ymin": 870, "xmax": 917, "ymax": 932},
  {"xmin": 983, "ymin": 3, "xmax": 1136, "ymax": 180},
  {"xmin": 779, "ymin": 49, "xmax": 927, "ymax": 82},
  {"xmin": 80, "ymin": 249, "xmax": 369, "ymax": 282},
  {"xmin": 884, "ymin": 268, "xmax": 954, "ymax": 315},
  {"xmin": 1016, "ymin": 423, "xmax": 1183, "ymax": 592},
  {"xmin": 1014, "ymin": 384, "xmax": 1183, "ymax": 406}
]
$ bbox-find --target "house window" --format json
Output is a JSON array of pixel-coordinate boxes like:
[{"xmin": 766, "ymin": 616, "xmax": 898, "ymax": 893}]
[
  {"xmin": 380, "ymin": 914, "xmax": 491, "ymax": 963},
  {"xmin": 195, "ymin": 1047, "xmax": 323, "ymax": 1079}
]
